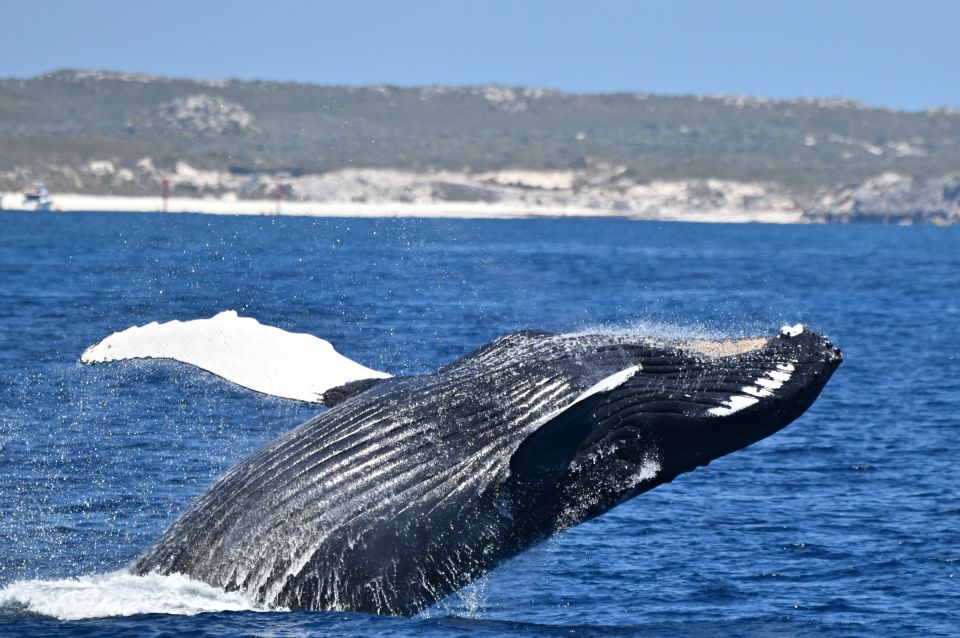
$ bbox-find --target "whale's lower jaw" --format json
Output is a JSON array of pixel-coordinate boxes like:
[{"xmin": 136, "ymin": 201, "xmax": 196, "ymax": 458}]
[{"xmin": 133, "ymin": 326, "xmax": 840, "ymax": 615}]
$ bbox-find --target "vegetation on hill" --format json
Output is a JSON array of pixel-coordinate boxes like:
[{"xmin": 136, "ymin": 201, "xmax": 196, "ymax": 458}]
[{"xmin": 3, "ymin": 70, "xmax": 960, "ymax": 199}]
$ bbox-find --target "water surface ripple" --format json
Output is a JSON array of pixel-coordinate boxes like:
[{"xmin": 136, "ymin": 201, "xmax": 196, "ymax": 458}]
[{"xmin": 0, "ymin": 213, "xmax": 957, "ymax": 636}]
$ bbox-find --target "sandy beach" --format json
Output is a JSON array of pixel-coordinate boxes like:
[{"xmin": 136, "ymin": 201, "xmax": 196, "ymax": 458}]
[{"xmin": 0, "ymin": 192, "xmax": 807, "ymax": 224}]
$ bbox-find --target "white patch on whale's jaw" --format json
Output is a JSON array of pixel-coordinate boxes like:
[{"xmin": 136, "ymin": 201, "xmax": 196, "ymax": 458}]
[
  {"xmin": 707, "ymin": 362, "xmax": 797, "ymax": 417},
  {"xmin": 80, "ymin": 310, "xmax": 392, "ymax": 403}
]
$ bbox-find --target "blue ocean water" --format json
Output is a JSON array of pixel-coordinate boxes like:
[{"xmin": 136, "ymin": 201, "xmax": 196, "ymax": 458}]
[{"xmin": 0, "ymin": 212, "xmax": 957, "ymax": 637}]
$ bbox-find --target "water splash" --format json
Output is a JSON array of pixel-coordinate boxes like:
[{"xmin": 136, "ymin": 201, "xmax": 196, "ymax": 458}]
[
  {"xmin": 0, "ymin": 571, "xmax": 263, "ymax": 620},
  {"xmin": 571, "ymin": 317, "xmax": 783, "ymax": 342}
]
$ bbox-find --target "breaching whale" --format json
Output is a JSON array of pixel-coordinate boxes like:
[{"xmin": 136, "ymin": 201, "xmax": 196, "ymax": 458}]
[{"xmin": 82, "ymin": 313, "xmax": 841, "ymax": 615}]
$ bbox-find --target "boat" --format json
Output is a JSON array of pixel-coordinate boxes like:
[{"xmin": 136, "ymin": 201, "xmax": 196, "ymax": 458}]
[{"xmin": 23, "ymin": 182, "xmax": 54, "ymax": 211}]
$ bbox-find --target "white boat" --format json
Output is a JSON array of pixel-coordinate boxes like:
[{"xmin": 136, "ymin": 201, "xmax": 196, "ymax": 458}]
[{"xmin": 23, "ymin": 182, "xmax": 54, "ymax": 211}]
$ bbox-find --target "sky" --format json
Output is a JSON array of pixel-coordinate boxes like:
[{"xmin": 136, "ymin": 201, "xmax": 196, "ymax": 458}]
[{"xmin": 3, "ymin": 0, "xmax": 959, "ymax": 111}]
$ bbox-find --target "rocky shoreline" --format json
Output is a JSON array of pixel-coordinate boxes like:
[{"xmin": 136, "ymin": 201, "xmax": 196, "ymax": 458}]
[{"xmin": 4, "ymin": 167, "xmax": 959, "ymax": 224}]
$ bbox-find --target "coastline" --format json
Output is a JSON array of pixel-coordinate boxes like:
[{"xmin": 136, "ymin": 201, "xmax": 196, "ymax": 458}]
[{"xmin": 0, "ymin": 192, "xmax": 807, "ymax": 224}]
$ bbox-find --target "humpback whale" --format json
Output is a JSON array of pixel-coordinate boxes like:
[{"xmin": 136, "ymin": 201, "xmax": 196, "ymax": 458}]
[{"xmin": 83, "ymin": 315, "xmax": 841, "ymax": 615}]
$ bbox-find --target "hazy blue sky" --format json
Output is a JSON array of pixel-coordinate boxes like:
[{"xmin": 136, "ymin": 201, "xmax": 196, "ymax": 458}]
[{"xmin": 3, "ymin": 0, "xmax": 958, "ymax": 110}]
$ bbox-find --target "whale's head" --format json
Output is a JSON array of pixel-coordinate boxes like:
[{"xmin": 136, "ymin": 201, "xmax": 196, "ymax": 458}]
[{"xmin": 506, "ymin": 325, "xmax": 842, "ymax": 531}]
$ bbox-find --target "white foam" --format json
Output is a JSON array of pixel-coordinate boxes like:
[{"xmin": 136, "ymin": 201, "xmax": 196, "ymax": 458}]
[
  {"xmin": 81, "ymin": 311, "xmax": 392, "ymax": 403},
  {"xmin": 0, "ymin": 571, "xmax": 262, "ymax": 620},
  {"xmin": 626, "ymin": 457, "xmax": 662, "ymax": 488}
]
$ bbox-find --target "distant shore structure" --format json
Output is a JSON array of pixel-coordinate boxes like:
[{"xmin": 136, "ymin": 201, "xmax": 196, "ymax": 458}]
[
  {"xmin": 22, "ymin": 183, "xmax": 53, "ymax": 211},
  {"xmin": 161, "ymin": 179, "xmax": 170, "ymax": 213}
]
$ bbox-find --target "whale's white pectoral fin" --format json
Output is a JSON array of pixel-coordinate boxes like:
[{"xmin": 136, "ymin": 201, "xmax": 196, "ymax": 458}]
[{"xmin": 80, "ymin": 310, "xmax": 392, "ymax": 404}]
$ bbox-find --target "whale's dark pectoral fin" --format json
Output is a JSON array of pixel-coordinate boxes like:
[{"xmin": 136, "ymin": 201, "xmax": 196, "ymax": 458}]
[
  {"xmin": 321, "ymin": 378, "xmax": 388, "ymax": 407},
  {"xmin": 504, "ymin": 392, "xmax": 607, "ymax": 508}
]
